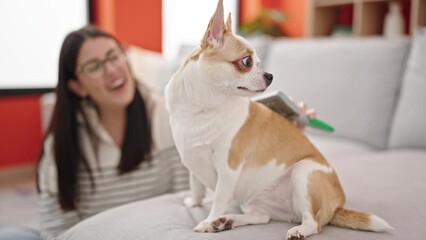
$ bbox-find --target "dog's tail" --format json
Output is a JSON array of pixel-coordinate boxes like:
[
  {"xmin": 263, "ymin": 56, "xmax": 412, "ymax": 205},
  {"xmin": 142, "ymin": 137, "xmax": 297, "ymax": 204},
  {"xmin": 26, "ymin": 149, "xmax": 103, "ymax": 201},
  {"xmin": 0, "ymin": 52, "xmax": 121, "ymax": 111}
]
[{"xmin": 330, "ymin": 207, "xmax": 393, "ymax": 232}]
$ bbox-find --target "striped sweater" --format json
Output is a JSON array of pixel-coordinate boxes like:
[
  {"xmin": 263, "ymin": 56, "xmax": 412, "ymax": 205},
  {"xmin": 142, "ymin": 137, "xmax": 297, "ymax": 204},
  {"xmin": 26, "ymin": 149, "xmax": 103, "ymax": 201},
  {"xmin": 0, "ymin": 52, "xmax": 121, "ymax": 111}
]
[{"xmin": 37, "ymin": 87, "xmax": 189, "ymax": 239}]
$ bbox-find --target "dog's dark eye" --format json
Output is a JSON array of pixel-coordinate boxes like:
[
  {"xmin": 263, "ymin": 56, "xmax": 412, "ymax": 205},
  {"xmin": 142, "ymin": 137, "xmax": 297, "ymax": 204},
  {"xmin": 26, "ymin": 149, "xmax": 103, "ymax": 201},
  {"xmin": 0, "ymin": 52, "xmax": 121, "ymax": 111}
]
[{"xmin": 242, "ymin": 56, "xmax": 252, "ymax": 68}]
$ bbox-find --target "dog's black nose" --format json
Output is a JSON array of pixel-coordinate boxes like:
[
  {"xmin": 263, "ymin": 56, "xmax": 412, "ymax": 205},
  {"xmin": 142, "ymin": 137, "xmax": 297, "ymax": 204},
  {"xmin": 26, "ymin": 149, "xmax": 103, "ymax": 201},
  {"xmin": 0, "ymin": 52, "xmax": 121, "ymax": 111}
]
[{"xmin": 263, "ymin": 72, "xmax": 273, "ymax": 86}]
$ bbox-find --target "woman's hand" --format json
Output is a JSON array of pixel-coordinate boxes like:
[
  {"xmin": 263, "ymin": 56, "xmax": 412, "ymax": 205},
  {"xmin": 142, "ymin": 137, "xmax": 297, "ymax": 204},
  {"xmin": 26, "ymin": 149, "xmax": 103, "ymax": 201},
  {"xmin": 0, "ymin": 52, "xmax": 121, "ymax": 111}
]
[{"xmin": 290, "ymin": 97, "xmax": 316, "ymax": 131}]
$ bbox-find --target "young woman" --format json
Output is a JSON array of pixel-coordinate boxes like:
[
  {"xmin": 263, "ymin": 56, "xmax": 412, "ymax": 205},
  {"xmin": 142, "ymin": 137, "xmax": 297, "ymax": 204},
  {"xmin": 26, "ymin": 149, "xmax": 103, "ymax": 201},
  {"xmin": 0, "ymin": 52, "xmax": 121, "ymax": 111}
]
[{"xmin": 36, "ymin": 25, "xmax": 188, "ymax": 239}]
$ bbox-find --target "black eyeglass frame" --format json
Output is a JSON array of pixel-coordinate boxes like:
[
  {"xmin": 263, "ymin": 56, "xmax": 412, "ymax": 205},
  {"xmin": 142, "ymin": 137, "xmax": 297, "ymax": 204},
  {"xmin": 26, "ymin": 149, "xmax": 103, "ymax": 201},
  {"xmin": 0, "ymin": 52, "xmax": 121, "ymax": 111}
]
[{"xmin": 75, "ymin": 45, "xmax": 127, "ymax": 76}]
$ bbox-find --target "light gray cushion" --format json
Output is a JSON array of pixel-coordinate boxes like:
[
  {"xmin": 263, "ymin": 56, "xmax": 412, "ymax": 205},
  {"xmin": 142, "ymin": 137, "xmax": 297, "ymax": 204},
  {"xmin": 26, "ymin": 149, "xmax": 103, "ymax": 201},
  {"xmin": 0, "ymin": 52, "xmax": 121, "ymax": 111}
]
[
  {"xmin": 127, "ymin": 46, "xmax": 167, "ymax": 93},
  {"xmin": 389, "ymin": 28, "xmax": 426, "ymax": 149},
  {"xmin": 57, "ymin": 147, "xmax": 426, "ymax": 240},
  {"xmin": 264, "ymin": 38, "xmax": 410, "ymax": 149},
  {"xmin": 326, "ymin": 149, "xmax": 426, "ymax": 240},
  {"xmin": 307, "ymin": 133, "xmax": 374, "ymax": 158}
]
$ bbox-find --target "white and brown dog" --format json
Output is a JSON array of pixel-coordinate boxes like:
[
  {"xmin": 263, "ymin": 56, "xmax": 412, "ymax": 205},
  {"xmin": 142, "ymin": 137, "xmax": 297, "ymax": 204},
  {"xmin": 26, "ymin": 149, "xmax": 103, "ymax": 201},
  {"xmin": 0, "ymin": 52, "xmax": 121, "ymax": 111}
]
[{"xmin": 165, "ymin": 0, "xmax": 392, "ymax": 239}]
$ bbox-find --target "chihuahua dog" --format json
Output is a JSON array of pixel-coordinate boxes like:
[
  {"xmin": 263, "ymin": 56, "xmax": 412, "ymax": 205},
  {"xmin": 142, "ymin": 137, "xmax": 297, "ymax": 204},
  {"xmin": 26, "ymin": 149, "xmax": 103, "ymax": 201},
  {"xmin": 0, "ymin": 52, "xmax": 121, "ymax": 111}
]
[{"xmin": 165, "ymin": 0, "xmax": 392, "ymax": 239}]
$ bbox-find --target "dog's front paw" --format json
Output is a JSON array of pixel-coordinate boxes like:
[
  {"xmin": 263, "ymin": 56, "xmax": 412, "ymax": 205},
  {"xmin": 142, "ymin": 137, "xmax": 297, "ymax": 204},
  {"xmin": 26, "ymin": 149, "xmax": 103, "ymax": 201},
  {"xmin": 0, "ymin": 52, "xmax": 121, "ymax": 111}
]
[
  {"xmin": 194, "ymin": 217, "xmax": 234, "ymax": 233},
  {"xmin": 183, "ymin": 196, "xmax": 202, "ymax": 208},
  {"xmin": 286, "ymin": 227, "xmax": 307, "ymax": 240}
]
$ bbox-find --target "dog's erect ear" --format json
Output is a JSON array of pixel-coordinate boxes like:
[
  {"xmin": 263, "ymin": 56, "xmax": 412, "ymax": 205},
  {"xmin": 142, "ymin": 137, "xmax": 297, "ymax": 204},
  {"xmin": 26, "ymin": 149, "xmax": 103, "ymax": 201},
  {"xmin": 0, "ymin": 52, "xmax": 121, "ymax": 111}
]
[
  {"xmin": 201, "ymin": 0, "xmax": 225, "ymax": 49},
  {"xmin": 225, "ymin": 13, "xmax": 232, "ymax": 33}
]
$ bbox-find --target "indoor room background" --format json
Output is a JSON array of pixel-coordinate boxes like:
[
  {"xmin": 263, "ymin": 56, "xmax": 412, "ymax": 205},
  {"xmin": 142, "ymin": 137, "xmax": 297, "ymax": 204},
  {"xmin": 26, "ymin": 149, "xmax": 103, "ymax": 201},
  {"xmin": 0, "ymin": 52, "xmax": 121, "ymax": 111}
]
[{"xmin": 0, "ymin": 0, "xmax": 424, "ymax": 229}]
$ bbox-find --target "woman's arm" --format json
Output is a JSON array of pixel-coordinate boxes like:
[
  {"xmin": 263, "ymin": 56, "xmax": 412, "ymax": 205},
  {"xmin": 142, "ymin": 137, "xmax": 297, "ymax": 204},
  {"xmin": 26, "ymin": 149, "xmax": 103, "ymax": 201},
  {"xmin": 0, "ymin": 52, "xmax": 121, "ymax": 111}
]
[
  {"xmin": 143, "ymin": 88, "xmax": 190, "ymax": 193},
  {"xmin": 38, "ymin": 136, "xmax": 81, "ymax": 239},
  {"xmin": 38, "ymin": 192, "xmax": 81, "ymax": 239}
]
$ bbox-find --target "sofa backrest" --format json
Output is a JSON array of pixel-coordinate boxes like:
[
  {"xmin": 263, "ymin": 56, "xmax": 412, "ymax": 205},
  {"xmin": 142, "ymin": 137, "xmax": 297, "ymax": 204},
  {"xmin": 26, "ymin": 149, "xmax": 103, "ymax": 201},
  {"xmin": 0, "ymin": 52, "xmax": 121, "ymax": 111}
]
[
  {"xmin": 389, "ymin": 28, "xmax": 426, "ymax": 149},
  {"xmin": 264, "ymin": 37, "xmax": 410, "ymax": 149}
]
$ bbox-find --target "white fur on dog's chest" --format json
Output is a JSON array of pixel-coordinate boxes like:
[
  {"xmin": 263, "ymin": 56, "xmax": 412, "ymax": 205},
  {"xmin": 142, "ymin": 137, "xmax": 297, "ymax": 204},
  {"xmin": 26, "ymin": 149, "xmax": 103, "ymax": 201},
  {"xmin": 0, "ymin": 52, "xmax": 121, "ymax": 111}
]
[{"xmin": 168, "ymin": 97, "xmax": 250, "ymax": 190}]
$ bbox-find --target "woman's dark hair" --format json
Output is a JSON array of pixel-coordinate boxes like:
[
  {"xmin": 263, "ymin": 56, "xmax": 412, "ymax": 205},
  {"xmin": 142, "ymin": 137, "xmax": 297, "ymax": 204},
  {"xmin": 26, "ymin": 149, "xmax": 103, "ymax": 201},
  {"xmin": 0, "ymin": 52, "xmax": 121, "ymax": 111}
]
[{"xmin": 37, "ymin": 25, "xmax": 152, "ymax": 211}]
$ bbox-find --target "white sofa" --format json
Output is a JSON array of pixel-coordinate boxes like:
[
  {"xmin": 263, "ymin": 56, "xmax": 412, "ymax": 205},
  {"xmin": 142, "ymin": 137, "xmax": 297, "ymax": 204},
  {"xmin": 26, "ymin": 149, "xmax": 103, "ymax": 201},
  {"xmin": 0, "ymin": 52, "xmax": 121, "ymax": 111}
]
[{"xmin": 55, "ymin": 29, "xmax": 426, "ymax": 240}]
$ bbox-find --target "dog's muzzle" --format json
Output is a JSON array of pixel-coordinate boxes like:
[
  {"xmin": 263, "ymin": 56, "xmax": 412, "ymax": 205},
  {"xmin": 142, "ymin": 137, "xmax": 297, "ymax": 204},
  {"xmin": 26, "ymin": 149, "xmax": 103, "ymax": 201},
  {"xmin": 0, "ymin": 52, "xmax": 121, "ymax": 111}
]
[{"xmin": 263, "ymin": 72, "xmax": 273, "ymax": 86}]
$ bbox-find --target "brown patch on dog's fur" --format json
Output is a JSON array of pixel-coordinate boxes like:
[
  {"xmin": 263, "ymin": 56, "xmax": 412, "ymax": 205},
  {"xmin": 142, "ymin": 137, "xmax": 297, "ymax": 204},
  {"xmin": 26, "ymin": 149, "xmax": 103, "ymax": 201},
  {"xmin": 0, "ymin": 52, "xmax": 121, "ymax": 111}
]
[
  {"xmin": 307, "ymin": 170, "xmax": 346, "ymax": 232},
  {"xmin": 330, "ymin": 208, "xmax": 372, "ymax": 231},
  {"xmin": 308, "ymin": 171, "xmax": 375, "ymax": 232},
  {"xmin": 228, "ymin": 102, "xmax": 328, "ymax": 170}
]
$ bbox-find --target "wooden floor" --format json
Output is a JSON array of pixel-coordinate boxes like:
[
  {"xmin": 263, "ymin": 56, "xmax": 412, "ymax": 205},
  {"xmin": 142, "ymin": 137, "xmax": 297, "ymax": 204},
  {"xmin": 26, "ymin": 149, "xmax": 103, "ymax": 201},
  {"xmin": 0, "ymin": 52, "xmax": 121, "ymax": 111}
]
[
  {"xmin": 0, "ymin": 165, "xmax": 38, "ymax": 228},
  {"xmin": 0, "ymin": 164, "xmax": 36, "ymax": 189}
]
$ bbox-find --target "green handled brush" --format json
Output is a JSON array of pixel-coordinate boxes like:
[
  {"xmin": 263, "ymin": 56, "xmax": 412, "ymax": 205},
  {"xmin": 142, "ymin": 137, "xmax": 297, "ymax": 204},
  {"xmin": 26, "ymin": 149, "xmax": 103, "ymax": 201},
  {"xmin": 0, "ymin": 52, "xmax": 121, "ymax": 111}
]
[{"xmin": 252, "ymin": 90, "xmax": 335, "ymax": 133}]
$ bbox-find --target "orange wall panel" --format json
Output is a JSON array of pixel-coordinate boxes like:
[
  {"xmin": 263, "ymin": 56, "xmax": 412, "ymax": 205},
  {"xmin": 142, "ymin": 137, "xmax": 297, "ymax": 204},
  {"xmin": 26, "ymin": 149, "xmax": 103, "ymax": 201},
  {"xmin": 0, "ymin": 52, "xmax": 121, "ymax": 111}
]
[
  {"xmin": 0, "ymin": 95, "xmax": 43, "ymax": 169},
  {"xmin": 94, "ymin": 0, "xmax": 116, "ymax": 34},
  {"xmin": 95, "ymin": 0, "xmax": 162, "ymax": 52},
  {"xmin": 239, "ymin": 0, "xmax": 307, "ymax": 37},
  {"xmin": 115, "ymin": 1, "xmax": 162, "ymax": 52},
  {"xmin": 240, "ymin": 0, "xmax": 262, "ymax": 24},
  {"xmin": 279, "ymin": 0, "xmax": 306, "ymax": 37}
]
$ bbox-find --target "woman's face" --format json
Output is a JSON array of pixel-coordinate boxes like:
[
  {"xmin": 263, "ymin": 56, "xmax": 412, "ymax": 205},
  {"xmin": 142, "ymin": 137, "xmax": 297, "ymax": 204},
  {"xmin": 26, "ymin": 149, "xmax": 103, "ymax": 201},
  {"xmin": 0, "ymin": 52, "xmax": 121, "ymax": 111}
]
[{"xmin": 70, "ymin": 37, "xmax": 135, "ymax": 109}]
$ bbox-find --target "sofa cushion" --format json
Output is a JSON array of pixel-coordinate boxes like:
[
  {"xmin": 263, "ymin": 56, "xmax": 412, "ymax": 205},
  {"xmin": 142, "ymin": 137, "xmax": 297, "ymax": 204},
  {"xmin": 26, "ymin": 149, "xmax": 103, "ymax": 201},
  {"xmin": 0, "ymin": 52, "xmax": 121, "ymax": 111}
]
[
  {"xmin": 264, "ymin": 38, "xmax": 410, "ymax": 149},
  {"xmin": 126, "ymin": 46, "xmax": 166, "ymax": 92},
  {"xmin": 389, "ymin": 28, "xmax": 426, "ymax": 149},
  {"xmin": 307, "ymin": 133, "xmax": 374, "ymax": 158},
  {"xmin": 57, "ymin": 150, "xmax": 426, "ymax": 240}
]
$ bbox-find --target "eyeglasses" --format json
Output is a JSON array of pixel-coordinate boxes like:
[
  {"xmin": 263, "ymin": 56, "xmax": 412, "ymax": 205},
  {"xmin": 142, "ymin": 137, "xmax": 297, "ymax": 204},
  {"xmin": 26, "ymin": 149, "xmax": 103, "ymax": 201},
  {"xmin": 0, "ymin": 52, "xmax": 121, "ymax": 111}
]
[{"xmin": 76, "ymin": 47, "xmax": 125, "ymax": 77}]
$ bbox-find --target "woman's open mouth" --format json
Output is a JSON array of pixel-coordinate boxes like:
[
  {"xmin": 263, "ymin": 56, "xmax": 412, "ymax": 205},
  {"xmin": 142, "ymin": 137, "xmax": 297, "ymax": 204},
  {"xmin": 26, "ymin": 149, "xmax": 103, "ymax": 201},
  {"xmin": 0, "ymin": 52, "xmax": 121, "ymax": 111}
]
[{"xmin": 109, "ymin": 78, "xmax": 126, "ymax": 91}]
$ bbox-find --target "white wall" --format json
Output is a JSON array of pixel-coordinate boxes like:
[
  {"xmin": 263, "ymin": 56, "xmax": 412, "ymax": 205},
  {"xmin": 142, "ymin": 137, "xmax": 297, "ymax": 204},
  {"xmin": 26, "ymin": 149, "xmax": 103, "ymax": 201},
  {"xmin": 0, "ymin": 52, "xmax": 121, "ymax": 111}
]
[
  {"xmin": 0, "ymin": 0, "xmax": 88, "ymax": 89},
  {"xmin": 162, "ymin": 0, "xmax": 238, "ymax": 61}
]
